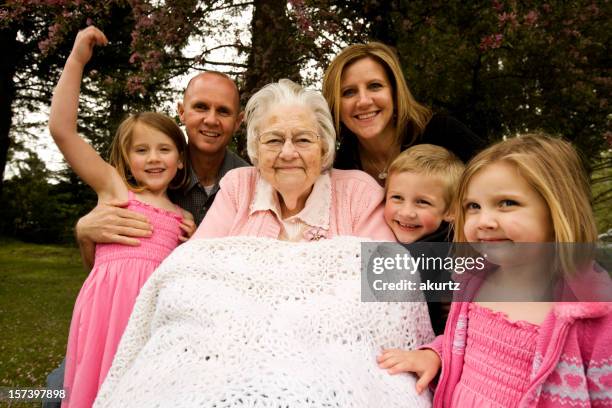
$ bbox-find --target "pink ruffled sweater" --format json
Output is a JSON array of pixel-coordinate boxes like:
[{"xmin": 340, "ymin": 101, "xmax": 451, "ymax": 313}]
[
  {"xmin": 425, "ymin": 295, "xmax": 611, "ymax": 407},
  {"xmin": 193, "ymin": 167, "xmax": 395, "ymax": 241}
]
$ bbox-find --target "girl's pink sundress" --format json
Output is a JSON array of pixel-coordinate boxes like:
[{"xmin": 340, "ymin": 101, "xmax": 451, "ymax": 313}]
[
  {"xmin": 62, "ymin": 192, "xmax": 182, "ymax": 408},
  {"xmin": 451, "ymin": 303, "xmax": 539, "ymax": 408}
]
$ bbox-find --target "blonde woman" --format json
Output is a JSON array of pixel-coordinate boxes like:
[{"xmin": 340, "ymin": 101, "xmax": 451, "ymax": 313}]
[{"xmin": 323, "ymin": 42, "xmax": 484, "ymax": 184}]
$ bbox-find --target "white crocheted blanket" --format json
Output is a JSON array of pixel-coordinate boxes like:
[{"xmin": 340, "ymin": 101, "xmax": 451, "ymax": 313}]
[{"xmin": 94, "ymin": 236, "xmax": 434, "ymax": 407}]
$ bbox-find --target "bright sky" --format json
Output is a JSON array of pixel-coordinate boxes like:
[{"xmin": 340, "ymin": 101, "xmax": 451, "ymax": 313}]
[
  {"xmin": 7, "ymin": 5, "xmax": 255, "ymax": 179},
  {"xmin": 8, "ymin": 5, "xmax": 337, "ymax": 181}
]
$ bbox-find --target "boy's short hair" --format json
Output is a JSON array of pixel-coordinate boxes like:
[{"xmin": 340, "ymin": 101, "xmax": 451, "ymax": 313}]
[{"xmin": 386, "ymin": 144, "xmax": 465, "ymax": 211}]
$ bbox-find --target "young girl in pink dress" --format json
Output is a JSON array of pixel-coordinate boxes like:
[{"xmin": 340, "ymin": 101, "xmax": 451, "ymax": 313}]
[
  {"xmin": 377, "ymin": 134, "xmax": 611, "ymax": 407},
  {"xmin": 49, "ymin": 26, "xmax": 195, "ymax": 407}
]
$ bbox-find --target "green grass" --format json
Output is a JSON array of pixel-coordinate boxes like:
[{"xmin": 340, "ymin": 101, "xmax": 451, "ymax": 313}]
[
  {"xmin": 591, "ymin": 150, "xmax": 612, "ymax": 235},
  {"xmin": 0, "ymin": 237, "xmax": 85, "ymax": 407}
]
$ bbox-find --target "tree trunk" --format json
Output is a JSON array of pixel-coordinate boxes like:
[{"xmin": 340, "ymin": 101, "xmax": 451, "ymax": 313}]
[
  {"xmin": 238, "ymin": 0, "xmax": 303, "ymax": 157},
  {"xmin": 0, "ymin": 27, "xmax": 18, "ymax": 196}
]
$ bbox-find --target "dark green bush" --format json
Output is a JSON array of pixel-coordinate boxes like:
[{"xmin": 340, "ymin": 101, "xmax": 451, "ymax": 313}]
[{"xmin": 1, "ymin": 153, "xmax": 95, "ymax": 243}]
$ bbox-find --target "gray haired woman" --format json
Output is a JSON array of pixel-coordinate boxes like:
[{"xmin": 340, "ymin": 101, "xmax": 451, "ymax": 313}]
[{"xmin": 192, "ymin": 79, "xmax": 395, "ymax": 242}]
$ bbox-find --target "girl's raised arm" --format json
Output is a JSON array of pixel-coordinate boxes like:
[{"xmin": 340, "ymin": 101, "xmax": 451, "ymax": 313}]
[{"xmin": 49, "ymin": 26, "xmax": 122, "ymax": 199}]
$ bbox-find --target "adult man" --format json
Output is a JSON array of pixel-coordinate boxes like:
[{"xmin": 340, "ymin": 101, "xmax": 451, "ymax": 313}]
[
  {"xmin": 43, "ymin": 72, "xmax": 248, "ymax": 407},
  {"xmin": 172, "ymin": 71, "xmax": 249, "ymax": 224},
  {"xmin": 74, "ymin": 71, "xmax": 248, "ymax": 265}
]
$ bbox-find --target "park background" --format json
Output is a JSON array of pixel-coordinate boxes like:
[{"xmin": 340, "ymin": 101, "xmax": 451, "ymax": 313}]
[{"xmin": 0, "ymin": 0, "xmax": 610, "ymax": 405}]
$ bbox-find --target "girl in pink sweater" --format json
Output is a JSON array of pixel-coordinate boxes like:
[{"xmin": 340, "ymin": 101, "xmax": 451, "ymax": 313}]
[{"xmin": 377, "ymin": 134, "xmax": 611, "ymax": 407}]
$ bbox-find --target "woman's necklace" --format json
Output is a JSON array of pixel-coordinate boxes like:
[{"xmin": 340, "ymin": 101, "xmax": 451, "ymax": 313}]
[
  {"xmin": 373, "ymin": 161, "xmax": 388, "ymax": 180},
  {"xmin": 360, "ymin": 145, "xmax": 399, "ymax": 181}
]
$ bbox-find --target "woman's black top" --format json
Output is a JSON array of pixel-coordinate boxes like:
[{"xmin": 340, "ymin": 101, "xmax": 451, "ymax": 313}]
[{"xmin": 334, "ymin": 113, "xmax": 486, "ymax": 169}]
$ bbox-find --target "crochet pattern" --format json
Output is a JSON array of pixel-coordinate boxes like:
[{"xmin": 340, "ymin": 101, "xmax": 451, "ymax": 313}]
[{"xmin": 94, "ymin": 236, "xmax": 434, "ymax": 407}]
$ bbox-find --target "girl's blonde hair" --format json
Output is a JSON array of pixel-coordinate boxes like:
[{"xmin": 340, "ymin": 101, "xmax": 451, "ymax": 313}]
[
  {"xmin": 322, "ymin": 42, "xmax": 432, "ymax": 148},
  {"xmin": 454, "ymin": 133, "xmax": 596, "ymax": 244},
  {"xmin": 109, "ymin": 112, "xmax": 188, "ymax": 192}
]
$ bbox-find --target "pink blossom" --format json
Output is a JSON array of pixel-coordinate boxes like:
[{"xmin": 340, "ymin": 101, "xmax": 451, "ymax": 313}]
[
  {"xmin": 38, "ymin": 38, "xmax": 51, "ymax": 54},
  {"xmin": 524, "ymin": 10, "xmax": 539, "ymax": 26},
  {"xmin": 136, "ymin": 16, "xmax": 154, "ymax": 29},
  {"xmin": 142, "ymin": 59, "xmax": 161, "ymax": 72},
  {"xmin": 605, "ymin": 132, "xmax": 612, "ymax": 148},
  {"xmin": 48, "ymin": 23, "xmax": 60, "ymax": 37},
  {"xmin": 563, "ymin": 28, "xmax": 581, "ymax": 38},
  {"xmin": 587, "ymin": 3, "xmax": 599, "ymax": 15},
  {"xmin": 298, "ymin": 20, "xmax": 310, "ymax": 31},
  {"xmin": 146, "ymin": 50, "xmax": 161, "ymax": 59},
  {"xmin": 479, "ymin": 33, "xmax": 503, "ymax": 51},
  {"xmin": 86, "ymin": 18, "xmax": 93, "ymax": 26},
  {"xmin": 498, "ymin": 11, "xmax": 517, "ymax": 28},
  {"xmin": 327, "ymin": 22, "xmax": 339, "ymax": 33},
  {"xmin": 129, "ymin": 52, "xmax": 141, "ymax": 64},
  {"xmin": 127, "ymin": 75, "xmax": 146, "ymax": 95}
]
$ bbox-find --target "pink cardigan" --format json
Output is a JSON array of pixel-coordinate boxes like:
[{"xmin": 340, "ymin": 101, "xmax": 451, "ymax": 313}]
[
  {"xmin": 425, "ymin": 272, "xmax": 612, "ymax": 407},
  {"xmin": 193, "ymin": 167, "xmax": 395, "ymax": 241}
]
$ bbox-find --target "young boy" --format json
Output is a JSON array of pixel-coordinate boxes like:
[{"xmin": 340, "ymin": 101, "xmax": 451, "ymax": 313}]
[
  {"xmin": 384, "ymin": 144, "xmax": 464, "ymax": 243},
  {"xmin": 383, "ymin": 144, "xmax": 464, "ymax": 334}
]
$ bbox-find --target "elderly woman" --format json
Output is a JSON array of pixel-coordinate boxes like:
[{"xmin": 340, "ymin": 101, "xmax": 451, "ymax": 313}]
[
  {"xmin": 192, "ymin": 79, "xmax": 395, "ymax": 242},
  {"xmin": 93, "ymin": 80, "xmax": 433, "ymax": 407}
]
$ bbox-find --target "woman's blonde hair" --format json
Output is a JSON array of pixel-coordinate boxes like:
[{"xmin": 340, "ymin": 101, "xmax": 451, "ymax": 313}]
[
  {"xmin": 322, "ymin": 42, "xmax": 432, "ymax": 147},
  {"xmin": 109, "ymin": 112, "xmax": 188, "ymax": 192},
  {"xmin": 454, "ymin": 133, "xmax": 596, "ymax": 244}
]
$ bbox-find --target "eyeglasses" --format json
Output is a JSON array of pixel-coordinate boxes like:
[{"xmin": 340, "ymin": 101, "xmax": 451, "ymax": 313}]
[{"xmin": 258, "ymin": 129, "xmax": 320, "ymax": 152}]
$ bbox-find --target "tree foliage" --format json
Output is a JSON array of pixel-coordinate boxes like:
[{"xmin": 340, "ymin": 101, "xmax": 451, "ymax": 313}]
[
  {"xmin": 2, "ymin": 0, "xmax": 611, "ymax": 241},
  {"xmin": 292, "ymin": 0, "xmax": 611, "ymax": 213},
  {"xmin": 1, "ymin": 0, "xmax": 245, "ymax": 193},
  {"xmin": 293, "ymin": 1, "xmax": 609, "ymax": 150},
  {"xmin": 0, "ymin": 152, "xmax": 96, "ymax": 243},
  {"xmin": 1, "ymin": 0, "xmax": 255, "ymax": 240}
]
